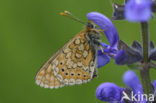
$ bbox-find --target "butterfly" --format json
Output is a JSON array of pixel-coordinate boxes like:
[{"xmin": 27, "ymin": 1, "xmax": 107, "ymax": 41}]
[{"xmin": 35, "ymin": 11, "xmax": 102, "ymax": 89}]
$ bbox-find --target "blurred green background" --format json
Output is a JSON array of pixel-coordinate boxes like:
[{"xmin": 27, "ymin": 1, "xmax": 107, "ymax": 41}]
[{"xmin": 0, "ymin": 0, "xmax": 155, "ymax": 103}]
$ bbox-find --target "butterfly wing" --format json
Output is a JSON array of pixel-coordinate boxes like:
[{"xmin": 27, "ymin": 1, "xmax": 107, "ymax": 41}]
[{"xmin": 35, "ymin": 30, "xmax": 97, "ymax": 89}]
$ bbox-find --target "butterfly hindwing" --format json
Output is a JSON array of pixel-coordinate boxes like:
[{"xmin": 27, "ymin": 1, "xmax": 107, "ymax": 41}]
[
  {"xmin": 35, "ymin": 30, "xmax": 97, "ymax": 89},
  {"xmin": 35, "ymin": 64, "xmax": 64, "ymax": 89}
]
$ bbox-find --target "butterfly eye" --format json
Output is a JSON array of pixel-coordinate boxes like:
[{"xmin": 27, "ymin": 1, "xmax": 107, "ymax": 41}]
[{"xmin": 87, "ymin": 22, "xmax": 96, "ymax": 29}]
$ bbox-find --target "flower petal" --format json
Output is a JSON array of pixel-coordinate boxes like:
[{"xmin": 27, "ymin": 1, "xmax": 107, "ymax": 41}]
[
  {"xmin": 123, "ymin": 70, "xmax": 143, "ymax": 92},
  {"xmin": 87, "ymin": 12, "xmax": 119, "ymax": 48},
  {"xmin": 101, "ymin": 42, "xmax": 108, "ymax": 48},
  {"xmin": 97, "ymin": 50, "xmax": 110, "ymax": 68},
  {"xmin": 116, "ymin": 40, "xmax": 143, "ymax": 65},
  {"xmin": 112, "ymin": 3, "xmax": 125, "ymax": 20},
  {"xmin": 123, "ymin": 70, "xmax": 146, "ymax": 103},
  {"xmin": 96, "ymin": 82, "xmax": 123, "ymax": 102},
  {"xmin": 125, "ymin": 0, "xmax": 152, "ymax": 22},
  {"xmin": 115, "ymin": 50, "xmax": 128, "ymax": 65}
]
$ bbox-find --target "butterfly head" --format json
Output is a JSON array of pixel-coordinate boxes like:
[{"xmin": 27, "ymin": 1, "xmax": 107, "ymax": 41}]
[
  {"xmin": 85, "ymin": 21, "xmax": 101, "ymax": 34},
  {"xmin": 86, "ymin": 22, "xmax": 96, "ymax": 30}
]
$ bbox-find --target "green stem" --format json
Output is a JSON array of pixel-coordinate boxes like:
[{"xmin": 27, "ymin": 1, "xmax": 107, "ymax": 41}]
[
  {"xmin": 140, "ymin": 65, "xmax": 152, "ymax": 95},
  {"xmin": 141, "ymin": 22, "xmax": 149, "ymax": 63},
  {"xmin": 140, "ymin": 22, "xmax": 152, "ymax": 95}
]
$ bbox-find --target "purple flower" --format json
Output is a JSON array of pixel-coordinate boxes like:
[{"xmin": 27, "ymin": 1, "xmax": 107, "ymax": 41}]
[
  {"xmin": 125, "ymin": 0, "xmax": 152, "ymax": 22},
  {"xmin": 115, "ymin": 40, "xmax": 143, "ymax": 65},
  {"xmin": 87, "ymin": 12, "xmax": 119, "ymax": 68},
  {"xmin": 96, "ymin": 83, "xmax": 123, "ymax": 102},
  {"xmin": 96, "ymin": 70, "xmax": 147, "ymax": 103},
  {"xmin": 123, "ymin": 70, "xmax": 143, "ymax": 94},
  {"xmin": 123, "ymin": 70, "xmax": 146, "ymax": 103}
]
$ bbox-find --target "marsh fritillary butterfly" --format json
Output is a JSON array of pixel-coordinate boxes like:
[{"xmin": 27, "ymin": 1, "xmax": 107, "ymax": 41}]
[{"xmin": 35, "ymin": 11, "xmax": 102, "ymax": 89}]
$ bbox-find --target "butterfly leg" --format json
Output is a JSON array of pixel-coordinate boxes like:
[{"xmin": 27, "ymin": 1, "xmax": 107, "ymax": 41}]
[
  {"xmin": 93, "ymin": 67, "xmax": 98, "ymax": 78},
  {"xmin": 100, "ymin": 45, "xmax": 104, "ymax": 53}
]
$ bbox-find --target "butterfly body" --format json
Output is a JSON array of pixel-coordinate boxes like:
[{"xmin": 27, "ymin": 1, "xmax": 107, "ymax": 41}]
[{"xmin": 35, "ymin": 22, "xmax": 101, "ymax": 89}]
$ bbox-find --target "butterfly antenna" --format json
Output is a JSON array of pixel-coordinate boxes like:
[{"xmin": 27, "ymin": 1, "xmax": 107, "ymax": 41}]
[{"xmin": 60, "ymin": 11, "xmax": 86, "ymax": 25}]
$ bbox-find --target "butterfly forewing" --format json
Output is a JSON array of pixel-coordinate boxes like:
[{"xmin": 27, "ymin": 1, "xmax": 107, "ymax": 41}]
[{"xmin": 35, "ymin": 29, "xmax": 97, "ymax": 89}]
